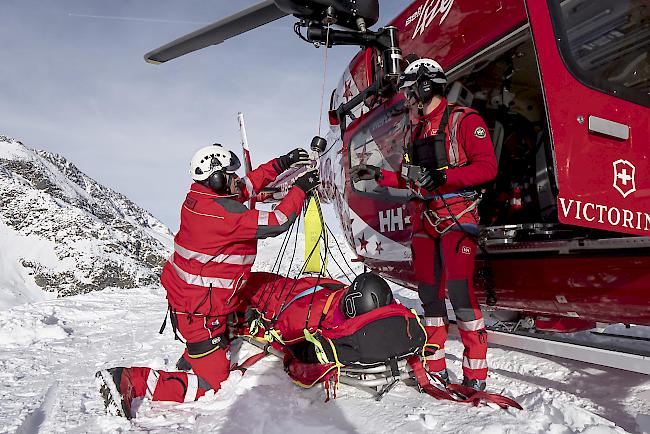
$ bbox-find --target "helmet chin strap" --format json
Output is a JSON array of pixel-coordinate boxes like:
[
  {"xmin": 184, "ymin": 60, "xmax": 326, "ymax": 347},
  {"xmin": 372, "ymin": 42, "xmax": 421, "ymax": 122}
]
[{"xmin": 228, "ymin": 175, "xmax": 243, "ymax": 197}]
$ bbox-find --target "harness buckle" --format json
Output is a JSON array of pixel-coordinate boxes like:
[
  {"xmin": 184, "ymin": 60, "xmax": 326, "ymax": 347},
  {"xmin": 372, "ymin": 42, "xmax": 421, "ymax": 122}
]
[
  {"xmin": 423, "ymin": 196, "xmax": 482, "ymax": 235},
  {"xmin": 423, "ymin": 210, "xmax": 454, "ymax": 235}
]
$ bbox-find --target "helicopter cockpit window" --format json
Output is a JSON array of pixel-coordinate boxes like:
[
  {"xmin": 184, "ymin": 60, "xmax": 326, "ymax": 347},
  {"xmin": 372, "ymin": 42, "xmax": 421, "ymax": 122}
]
[
  {"xmin": 549, "ymin": 0, "xmax": 650, "ymax": 108},
  {"xmin": 349, "ymin": 106, "xmax": 411, "ymax": 200}
]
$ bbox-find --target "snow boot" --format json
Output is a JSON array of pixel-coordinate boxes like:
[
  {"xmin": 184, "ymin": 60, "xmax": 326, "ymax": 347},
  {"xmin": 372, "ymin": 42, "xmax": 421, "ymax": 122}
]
[
  {"xmin": 431, "ymin": 368, "xmax": 450, "ymax": 386},
  {"xmin": 461, "ymin": 377, "xmax": 486, "ymax": 391},
  {"xmin": 95, "ymin": 367, "xmax": 135, "ymax": 419}
]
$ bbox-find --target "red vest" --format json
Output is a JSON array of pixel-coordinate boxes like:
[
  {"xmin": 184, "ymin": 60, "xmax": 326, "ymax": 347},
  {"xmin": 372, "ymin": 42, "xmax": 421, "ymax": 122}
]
[{"xmin": 379, "ymin": 98, "xmax": 497, "ymax": 196}]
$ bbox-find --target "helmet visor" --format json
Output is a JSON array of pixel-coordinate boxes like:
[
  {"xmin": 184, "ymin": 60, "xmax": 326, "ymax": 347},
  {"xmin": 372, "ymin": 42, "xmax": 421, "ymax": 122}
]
[{"xmin": 398, "ymin": 71, "xmax": 420, "ymax": 90}]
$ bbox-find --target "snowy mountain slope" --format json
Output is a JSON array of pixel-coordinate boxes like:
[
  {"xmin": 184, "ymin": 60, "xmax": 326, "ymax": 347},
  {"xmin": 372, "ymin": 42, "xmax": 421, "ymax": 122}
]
[
  {"xmin": 0, "ymin": 135, "xmax": 173, "ymax": 309},
  {"xmin": 1, "ymin": 236, "xmax": 648, "ymax": 434},
  {"xmin": 0, "ymin": 219, "xmax": 58, "ymax": 308}
]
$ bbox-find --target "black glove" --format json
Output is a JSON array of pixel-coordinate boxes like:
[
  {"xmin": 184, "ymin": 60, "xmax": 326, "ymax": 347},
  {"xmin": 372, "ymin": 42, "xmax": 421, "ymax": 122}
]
[
  {"xmin": 350, "ymin": 164, "xmax": 381, "ymax": 182},
  {"xmin": 294, "ymin": 168, "xmax": 320, "ymax": 194},
  {"xmin": 418, "ymin": 168, "xmax": 447, "ymax": 192},
  {"xmin": 278, "ymin": 148, "xmax": 310, "ymax": 171}
]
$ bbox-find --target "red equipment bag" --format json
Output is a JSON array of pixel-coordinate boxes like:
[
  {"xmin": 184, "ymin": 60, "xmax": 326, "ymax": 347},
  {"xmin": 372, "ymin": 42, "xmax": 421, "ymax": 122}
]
[
  {"xmin": 241, "ymin": 272, "xmax": 427, "ymax": 385},
  {"xmin": 292, "ymin": 303, "xmax": 427, "ymax": 367}
]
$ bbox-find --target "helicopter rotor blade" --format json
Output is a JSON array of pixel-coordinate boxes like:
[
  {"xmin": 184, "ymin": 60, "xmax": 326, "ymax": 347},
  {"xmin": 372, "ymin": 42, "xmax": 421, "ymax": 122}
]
[{"xmin": 144, "ymin": 0, "xmax": 288, "ymax": 64}]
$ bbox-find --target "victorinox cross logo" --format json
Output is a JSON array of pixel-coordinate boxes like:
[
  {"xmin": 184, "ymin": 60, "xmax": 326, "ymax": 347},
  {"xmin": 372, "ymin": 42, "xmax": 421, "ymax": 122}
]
[{"xmin": 612, "ymin": 159, "xmax": 637, "ymax": 198}]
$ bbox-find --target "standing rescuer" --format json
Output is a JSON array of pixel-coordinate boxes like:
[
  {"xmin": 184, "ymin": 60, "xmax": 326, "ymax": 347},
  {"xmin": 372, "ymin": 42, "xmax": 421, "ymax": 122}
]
[
  {"xmin": 351, "ymin": 58, "xmax": 497, "ymax": 390},
  {"xmin": 96, "ymin": 144, "xmax": 320, "ymax": 419}
]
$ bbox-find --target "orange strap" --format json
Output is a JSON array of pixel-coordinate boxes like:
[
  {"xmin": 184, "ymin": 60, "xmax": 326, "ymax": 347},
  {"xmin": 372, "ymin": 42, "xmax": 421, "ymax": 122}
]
[
  {"xmin": 322, "ymin": 292, "xmax": 337, "ymax": 316},
  {"xmin": 318, "ymin": 292, "xmax": 338, "ymax": 327}
]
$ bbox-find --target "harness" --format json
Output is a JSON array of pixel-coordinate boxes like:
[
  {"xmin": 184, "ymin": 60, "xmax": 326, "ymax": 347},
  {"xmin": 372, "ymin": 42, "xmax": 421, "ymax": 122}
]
[
  {"xmin": 407, "ymin": 106, "xmax": 452, "ymax": 170},
  {"xmin": 405, "ymin": 105, "xmax": 483, "ymax": 236},
  {"xmin": 423, "ymin": 192, "xmax": 482, "ymax": 236},
  {"xmin": 407, "ymin": 105, "xmax": 477, "ymax": 171}
]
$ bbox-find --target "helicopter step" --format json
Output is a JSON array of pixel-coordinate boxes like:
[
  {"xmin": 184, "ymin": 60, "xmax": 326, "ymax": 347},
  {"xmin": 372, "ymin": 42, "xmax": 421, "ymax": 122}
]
[{"xmin": 448, "ymin": 322, "xmax": 650, "ymax": 375}]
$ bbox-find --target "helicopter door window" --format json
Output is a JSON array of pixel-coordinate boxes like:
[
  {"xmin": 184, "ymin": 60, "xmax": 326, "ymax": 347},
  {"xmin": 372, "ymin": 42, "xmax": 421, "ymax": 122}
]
[
  {"xmin": 349, "ymin": 109, "xmax": 411, "ymax": 200},
  {"xmin": 548, "ymin": 0, "xmax": 650, "ymax": 108}
]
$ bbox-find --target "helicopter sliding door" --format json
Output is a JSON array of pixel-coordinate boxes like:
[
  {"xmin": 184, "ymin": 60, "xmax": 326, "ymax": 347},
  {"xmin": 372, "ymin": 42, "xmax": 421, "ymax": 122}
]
[{"xmin": 525, "ymin": 0, "xmax": 650, "ymax": 236}]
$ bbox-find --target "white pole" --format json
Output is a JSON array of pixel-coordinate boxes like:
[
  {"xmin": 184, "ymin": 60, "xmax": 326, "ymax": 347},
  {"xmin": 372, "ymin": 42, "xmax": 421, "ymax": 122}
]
[{"xmin": 237, "ymin": 112, "xmax": 253, "ymax": 174}]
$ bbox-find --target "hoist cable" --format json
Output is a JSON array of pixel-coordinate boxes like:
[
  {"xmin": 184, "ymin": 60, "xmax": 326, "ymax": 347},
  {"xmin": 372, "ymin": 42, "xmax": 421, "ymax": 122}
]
[{"xmin": 317, "ymin": 23, "xmax": 331, "ymax": 138}]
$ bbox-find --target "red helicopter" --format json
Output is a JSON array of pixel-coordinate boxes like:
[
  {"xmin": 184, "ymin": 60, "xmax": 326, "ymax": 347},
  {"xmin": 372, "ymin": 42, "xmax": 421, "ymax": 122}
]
[{"xmin": 144, "ymin": 0, "xmax": 650, "ymax": 335}]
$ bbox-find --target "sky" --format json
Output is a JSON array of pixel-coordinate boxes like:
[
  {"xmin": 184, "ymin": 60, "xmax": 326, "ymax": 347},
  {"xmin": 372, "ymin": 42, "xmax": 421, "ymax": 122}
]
[{"xmin": 0, "ymin": 0, "xmax": 409, "ymax": 230}]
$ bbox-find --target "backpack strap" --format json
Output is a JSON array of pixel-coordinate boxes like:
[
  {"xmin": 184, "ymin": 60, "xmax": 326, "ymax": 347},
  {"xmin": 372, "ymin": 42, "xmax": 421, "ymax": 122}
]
[{"xmin": 318, "ymin": 291, "xmax": 339, "ymax": 327}]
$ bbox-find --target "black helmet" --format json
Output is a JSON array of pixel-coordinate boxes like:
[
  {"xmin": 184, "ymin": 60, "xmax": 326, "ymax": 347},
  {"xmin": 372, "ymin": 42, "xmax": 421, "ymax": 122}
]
[{"xmin": 341, "ymin": 273, "xmax": 394, "ymax": 319}]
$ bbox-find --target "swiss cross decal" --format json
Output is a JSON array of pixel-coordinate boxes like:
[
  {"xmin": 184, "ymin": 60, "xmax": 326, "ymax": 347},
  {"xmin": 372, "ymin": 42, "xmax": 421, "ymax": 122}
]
[{"xmin": 612, "ymin": 159, "xmax": 636, "ymax": 198}]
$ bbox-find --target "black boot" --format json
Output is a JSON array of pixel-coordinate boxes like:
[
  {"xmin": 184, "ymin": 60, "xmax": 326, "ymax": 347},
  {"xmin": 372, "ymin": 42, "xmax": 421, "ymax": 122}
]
[
  {"xmin": 430, "ymin": 368, "xmax": 450, "ymax": 386},
  {"xmin": 462, "ymin": 377, "xmax": 486, "ymax": 391}
]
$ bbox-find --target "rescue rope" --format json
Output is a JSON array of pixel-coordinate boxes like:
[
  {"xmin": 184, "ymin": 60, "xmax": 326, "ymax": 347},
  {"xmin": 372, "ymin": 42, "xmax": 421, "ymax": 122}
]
[
  {"xmin": 258, "ymin": 212, "xmax": 302, "ymax": 317},
  {"xmin": 324, "ymin": 222, "xmax": 357, "ymax": 282},
  {"xmin": 275, "ymin": 213, "xmax": 303, "ymax": 301},
  {"xmin": 272, "ymin": 200, "xmax": 326, "ymax": 326},
  {"xmin": 256, "ymin": 221, "xmax": 295, "ymax": 311}
]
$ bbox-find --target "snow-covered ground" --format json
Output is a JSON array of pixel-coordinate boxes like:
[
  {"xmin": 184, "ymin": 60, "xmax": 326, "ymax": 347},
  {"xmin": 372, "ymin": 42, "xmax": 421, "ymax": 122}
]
[{"xmin": 1, "ymin": 236, "xmax": 649, "ymax": 433}]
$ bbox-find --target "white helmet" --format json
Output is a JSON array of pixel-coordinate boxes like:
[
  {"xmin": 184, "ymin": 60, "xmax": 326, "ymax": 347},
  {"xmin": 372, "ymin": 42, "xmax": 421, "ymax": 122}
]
[
  {"xmin": 189, "ymin": 144, "xmax": 241, "ymax": 181},
  {"xmin": 398, "ymin": 58, "xmax": 447, "ymax": 90}
]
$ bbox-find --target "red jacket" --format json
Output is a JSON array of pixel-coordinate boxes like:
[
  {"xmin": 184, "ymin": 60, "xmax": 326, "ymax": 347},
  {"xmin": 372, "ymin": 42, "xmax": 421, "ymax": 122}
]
[
  {"xmin": 379, "ymin": 98, "xmax": 497, "ymax": 195},
  {"xmin": 161, "ymin": 159, "xmax": 306, "ymax": 316}
]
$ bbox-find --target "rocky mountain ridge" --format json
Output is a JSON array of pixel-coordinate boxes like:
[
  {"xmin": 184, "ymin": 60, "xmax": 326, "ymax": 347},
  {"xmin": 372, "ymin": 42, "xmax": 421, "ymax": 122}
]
[{"xmin": 0, "ymin": 134, "xmax": 173, "ymax": 307}]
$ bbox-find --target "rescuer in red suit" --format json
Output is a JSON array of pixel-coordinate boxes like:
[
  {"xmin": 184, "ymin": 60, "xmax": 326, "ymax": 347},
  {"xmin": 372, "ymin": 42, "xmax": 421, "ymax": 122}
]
[
  {"xmin": 95, "ymin": 144, "xmax": 320, "ymax": 418},
  {"xmin": 351, "ymin": 59, "xmax": 497, "ymax": 390}
]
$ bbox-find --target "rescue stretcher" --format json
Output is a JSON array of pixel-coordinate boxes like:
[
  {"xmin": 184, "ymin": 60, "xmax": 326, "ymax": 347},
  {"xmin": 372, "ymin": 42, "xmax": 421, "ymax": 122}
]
[{"xmin": 231, "ymin": 272, "xmax": 522, "ymax": 408}]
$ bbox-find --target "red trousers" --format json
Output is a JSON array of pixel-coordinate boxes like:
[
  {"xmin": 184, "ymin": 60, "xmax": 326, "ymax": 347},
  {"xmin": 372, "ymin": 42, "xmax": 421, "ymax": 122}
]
[
  {"xmin": 122, "ymin": 313, "xmax": 231, "ymax": 403},
  {"xmin": 410, "ymin": 198, "xmax": 488, "ymax": 380}
]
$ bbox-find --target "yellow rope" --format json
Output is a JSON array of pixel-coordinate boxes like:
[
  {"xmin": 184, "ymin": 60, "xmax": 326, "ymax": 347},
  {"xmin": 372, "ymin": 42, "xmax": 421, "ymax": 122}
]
[
  {"xmin": 412, "ymin": 309, "xmax": 433, "ymax": 368},
  {"xmin": 324, "ymin": 336, "xmax": 344, "ymax": 396},
  {"xmin": 303, "ymin": 328, "xmax": 330, "ymax": 364}
]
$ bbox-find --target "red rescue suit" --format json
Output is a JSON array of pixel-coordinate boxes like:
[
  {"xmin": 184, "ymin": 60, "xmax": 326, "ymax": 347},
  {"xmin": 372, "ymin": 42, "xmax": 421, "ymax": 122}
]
[
  {"xmin": 378, "ymin": 98, "xmax": 497, "ymax": 380},
  {"xmin": 122, "ymin": 159, "xmax": 306, "ymax": 404}
]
